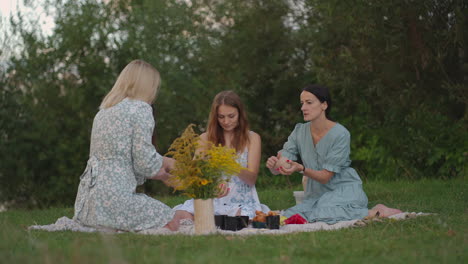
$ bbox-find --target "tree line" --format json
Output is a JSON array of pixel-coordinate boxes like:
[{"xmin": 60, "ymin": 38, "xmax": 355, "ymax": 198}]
[{"xmin": 0, "ymin": 0, "xmax": 466, "ymax": 207}]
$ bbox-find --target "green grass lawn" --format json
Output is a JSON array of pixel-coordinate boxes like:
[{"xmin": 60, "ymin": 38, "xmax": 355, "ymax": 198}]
[{"xmin": 1, "ymin": 178, "xmax": 466, "ymax": 264}]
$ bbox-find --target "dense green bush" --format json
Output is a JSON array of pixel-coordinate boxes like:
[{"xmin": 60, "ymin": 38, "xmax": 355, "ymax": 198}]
[{"xmin": 0, "ymin": 0, "xmax": 466, "ymax": 207}]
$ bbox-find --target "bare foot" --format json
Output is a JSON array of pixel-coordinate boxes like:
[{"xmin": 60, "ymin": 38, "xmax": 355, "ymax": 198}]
[
  {"xmin": 174, "ymin": 210, "xmax": 194, "ymax": 221},
  {"xmin": 369, "ymin": 204, "xmax": 402, "ymax": 217},
  {"xmin": 164, "ymin": 210, "xmax": 196, "ymax": 231},
  {"xmin": 164, "ymin": 219, "xmax": 180, "ymax": 231}
]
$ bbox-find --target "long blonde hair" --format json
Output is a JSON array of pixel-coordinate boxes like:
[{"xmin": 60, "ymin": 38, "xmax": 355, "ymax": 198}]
[{"xmin": 100, "ymin": 60, "xmax": 160, "ymax": 109}]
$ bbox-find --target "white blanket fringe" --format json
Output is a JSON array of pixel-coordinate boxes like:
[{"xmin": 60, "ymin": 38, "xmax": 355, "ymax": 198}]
[{"xmin": 28, "ymin": 212, "xmax": 433, "ymax": 236}]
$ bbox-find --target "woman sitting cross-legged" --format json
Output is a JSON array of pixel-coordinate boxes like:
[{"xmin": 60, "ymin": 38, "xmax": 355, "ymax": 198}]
[
  {"xmin": 266, "ymin": 84, "xmax": 402, "ymax": 224},
  {"xmin": 173, "ymin": 90, "xmax": 270, "ymax": 220}
]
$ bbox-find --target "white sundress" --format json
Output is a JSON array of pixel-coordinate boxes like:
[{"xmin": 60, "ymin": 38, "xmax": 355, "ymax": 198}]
[{"xmin": 173, "ymin": 148, "xmax": 270, "ymax": 219}]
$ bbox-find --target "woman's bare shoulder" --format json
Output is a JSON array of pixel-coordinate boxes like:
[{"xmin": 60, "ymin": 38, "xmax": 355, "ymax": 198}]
[
  {"xmin": 248, "ymin": 131, "xmax": 261, "ymax": 143},
  {"xmin": 199, "ymin": 132, "xmax": 208, "ymax": 140}
]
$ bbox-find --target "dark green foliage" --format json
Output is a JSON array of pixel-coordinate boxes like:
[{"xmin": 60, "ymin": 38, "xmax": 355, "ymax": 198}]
[
  {"xmin": 297, "ymin": 0, "xmax": 467, "ymax": 179},
  {"xmin": 0, "ymin": 0, "xmax": 466, "ymax": 207}
]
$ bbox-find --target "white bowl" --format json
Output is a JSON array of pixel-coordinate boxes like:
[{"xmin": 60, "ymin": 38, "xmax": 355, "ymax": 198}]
[{"xmin": 293, "ymin": 191, "xmax": 304, "ymax": 205}]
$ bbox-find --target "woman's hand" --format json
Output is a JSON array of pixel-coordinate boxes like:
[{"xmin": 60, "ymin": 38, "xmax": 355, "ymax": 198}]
[
  {"xmin": 163, "ymin": 157, "xmax": 176, "ymax": 171},
  {"xmin": 266, "ymin": 154, "xmax": 280, "ymax": 175},
  {"xmin": 151, "ymin": 166, "xmax": 171, "ymax": 181},
  {"xmin": 150, "ymin": 157, "xmax": 176, "ymax": 181},
  {"xmin": 277, "ymin": 160, "xmax": 303, "ymax": 176},
  {"xmin": 215, "ymin": 183, "xmax": 230, "ymax": 198}
]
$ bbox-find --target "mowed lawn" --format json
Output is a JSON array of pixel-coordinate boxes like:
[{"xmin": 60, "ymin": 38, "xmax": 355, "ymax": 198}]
[{"xmin": 1, "ymin": 178, "xmax": 466, "ymax": 264}]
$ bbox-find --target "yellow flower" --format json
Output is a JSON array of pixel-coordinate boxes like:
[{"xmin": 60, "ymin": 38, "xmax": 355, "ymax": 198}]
[
  {"xmin": 165, "ymin": 124, "xmax": 245, "ymax": 199},
  {"xmin": 200, "ymin": 179, "xmax": 210, "ymax": 185}
]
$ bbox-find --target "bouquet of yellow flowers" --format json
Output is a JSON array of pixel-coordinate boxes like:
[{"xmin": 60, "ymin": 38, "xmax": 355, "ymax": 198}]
[{"xmin": 165, "ymin": 124, "xmax": 244, "ymax": 199}]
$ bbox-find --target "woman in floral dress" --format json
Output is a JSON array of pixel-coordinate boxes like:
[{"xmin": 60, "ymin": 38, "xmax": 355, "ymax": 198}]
[{"xmin": 73, "ymin": 60, "xmax": 180, "ymax": 231}]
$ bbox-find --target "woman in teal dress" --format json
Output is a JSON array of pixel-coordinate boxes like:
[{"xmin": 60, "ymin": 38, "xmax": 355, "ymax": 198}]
[{"xmin": 266, "ymin": 84, "xmax": 401, "ymax": 224}]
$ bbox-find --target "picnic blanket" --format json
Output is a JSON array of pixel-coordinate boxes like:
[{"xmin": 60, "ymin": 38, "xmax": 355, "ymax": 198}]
[{"xmin": 28, "ymin": 212, "xmax": 432, "ymax": 236}]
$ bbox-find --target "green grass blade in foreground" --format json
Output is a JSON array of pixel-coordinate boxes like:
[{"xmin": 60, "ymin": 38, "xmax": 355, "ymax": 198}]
[{"xmin": 0, "ymin": 179, "xmax": 466, "ymax": 264}]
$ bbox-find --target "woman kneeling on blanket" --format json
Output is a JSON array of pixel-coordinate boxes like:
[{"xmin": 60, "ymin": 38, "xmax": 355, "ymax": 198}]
[
  {"xmin": 267, "ymin": 84, "xmax": 402, "ymax": 224},
  {"xmin": 73, "ymin": 60, "xmax": 182, "ymax": 232}
]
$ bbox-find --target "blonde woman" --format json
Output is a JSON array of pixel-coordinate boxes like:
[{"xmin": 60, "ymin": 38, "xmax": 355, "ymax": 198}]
[{"xmin": 73, "ymin": 60, "xmax": 180, "ymax": 231}]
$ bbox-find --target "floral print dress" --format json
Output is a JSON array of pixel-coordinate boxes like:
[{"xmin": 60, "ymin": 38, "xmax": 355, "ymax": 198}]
[{"xmin": 73, "ymin": 98, "xmax": 174, "ymax": 231}]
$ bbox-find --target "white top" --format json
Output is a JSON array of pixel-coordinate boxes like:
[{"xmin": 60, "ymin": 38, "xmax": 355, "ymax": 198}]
[{"xmin": 173, "ymin": 147, "xmax": 270, "ymax": 218}]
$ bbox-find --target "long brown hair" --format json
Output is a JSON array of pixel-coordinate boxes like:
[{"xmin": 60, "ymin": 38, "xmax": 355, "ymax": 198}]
[{"xmin": 206, "ymin": 91, "xmax": 250, "ymax": 153}]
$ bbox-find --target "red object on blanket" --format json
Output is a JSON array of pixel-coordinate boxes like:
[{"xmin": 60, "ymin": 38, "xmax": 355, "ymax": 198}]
[{"xmin": 284, "ymin": 214, "xmax": 307, "ymax": 224}]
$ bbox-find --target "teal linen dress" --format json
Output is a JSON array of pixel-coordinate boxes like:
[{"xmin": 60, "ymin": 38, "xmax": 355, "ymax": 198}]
[
  {"xmin": 281, "ymin": 123, "xmax": 368, "ymax": 224},
  {"xmin": 73, "ymin": 98, "xmax": 174, "ymax": 231}
]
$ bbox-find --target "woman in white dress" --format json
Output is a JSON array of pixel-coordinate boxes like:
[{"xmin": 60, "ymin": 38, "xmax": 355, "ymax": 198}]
[{"xmin": 173, "ymin": 91, "xmax": 270, "ymax": 219}]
